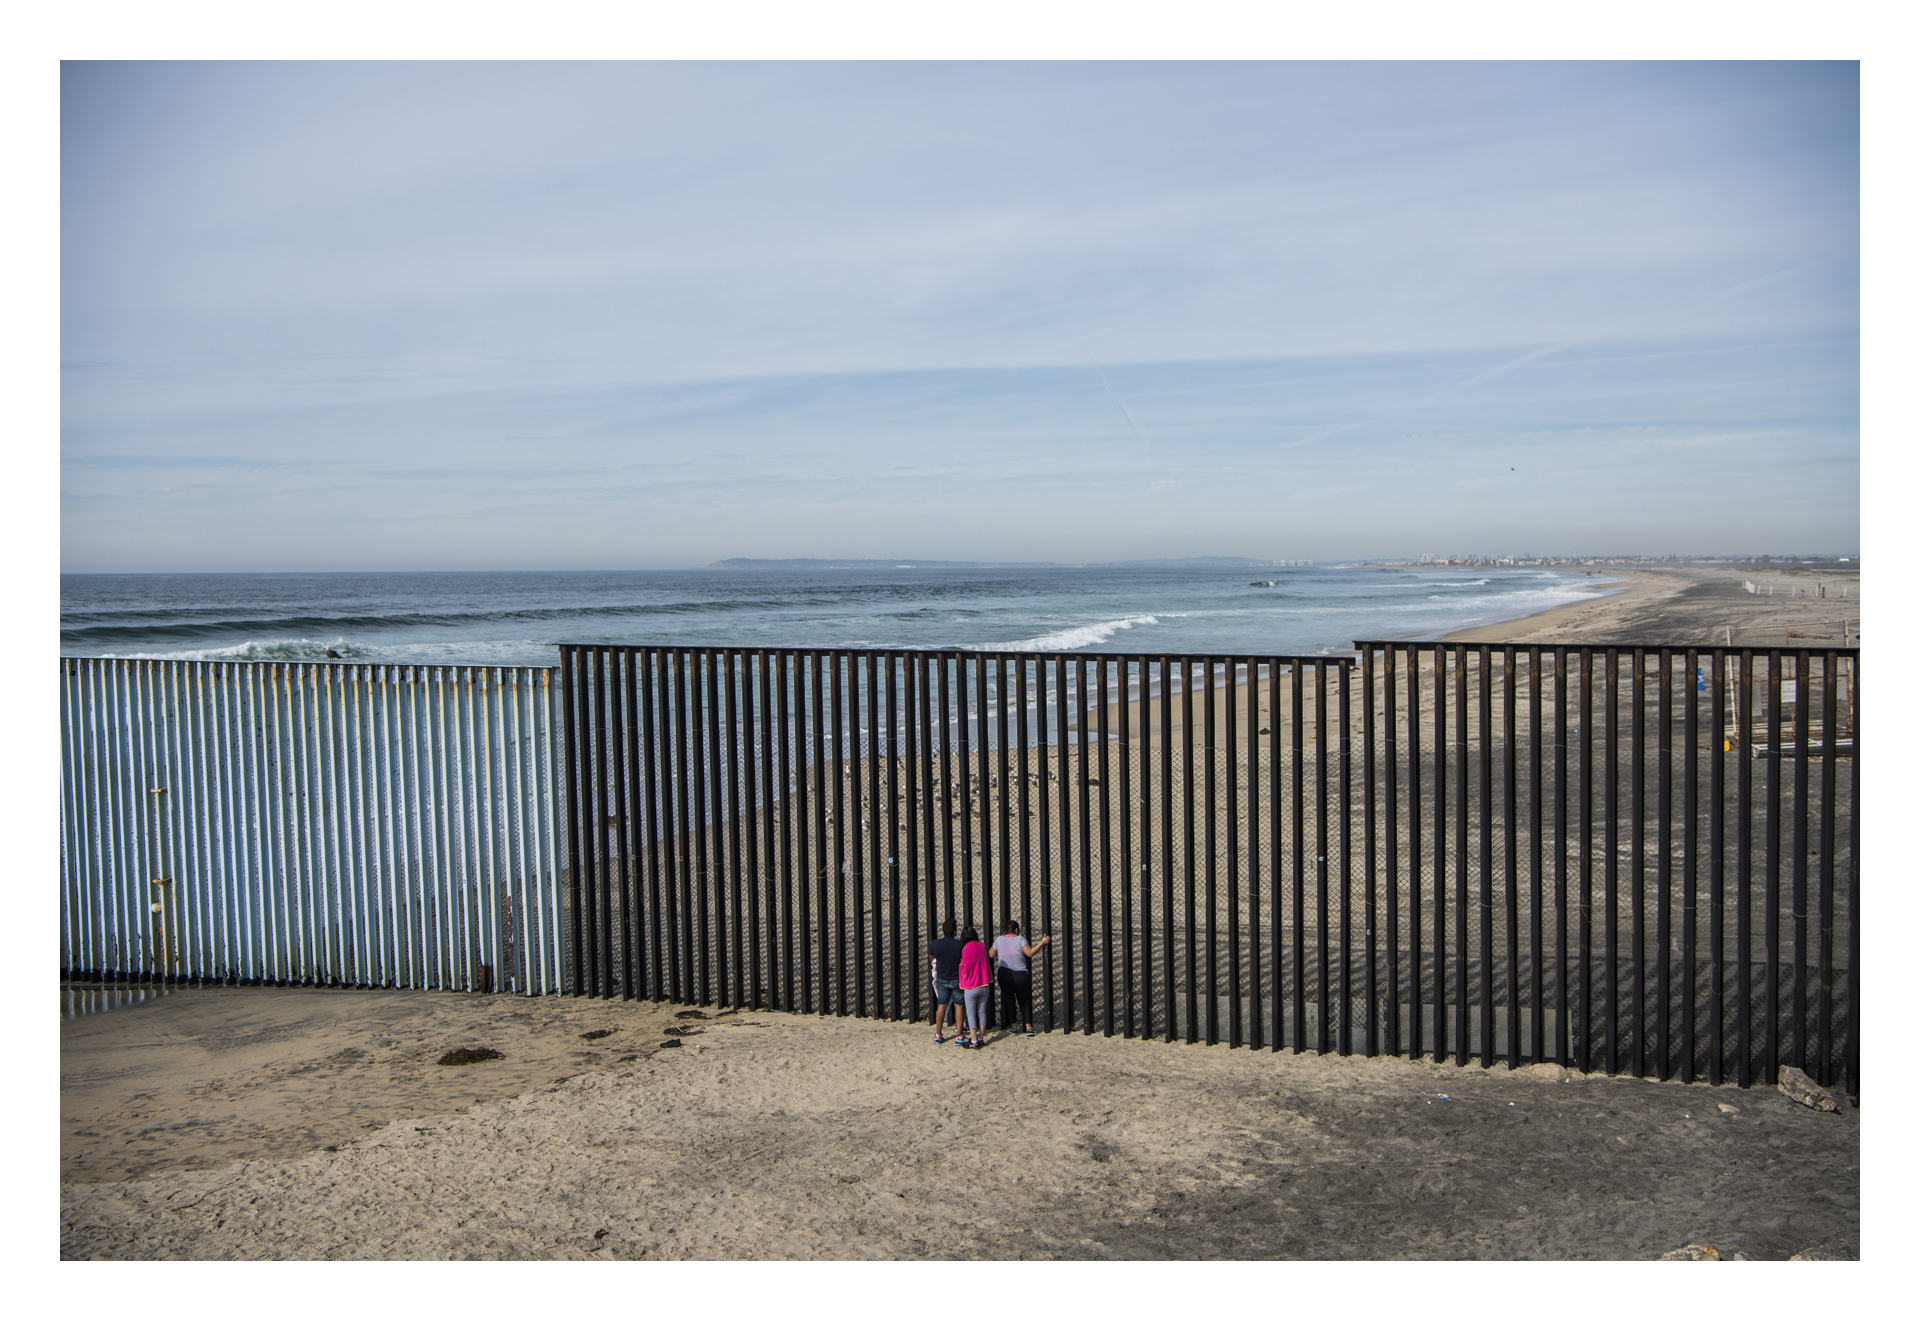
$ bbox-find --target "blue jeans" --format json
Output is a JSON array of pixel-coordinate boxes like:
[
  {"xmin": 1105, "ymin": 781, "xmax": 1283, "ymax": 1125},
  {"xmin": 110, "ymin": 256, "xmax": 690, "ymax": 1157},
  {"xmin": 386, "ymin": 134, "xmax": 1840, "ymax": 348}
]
[{"xmin": 934, "ymin": 976, "xmax": 960, "ymax": 1006}]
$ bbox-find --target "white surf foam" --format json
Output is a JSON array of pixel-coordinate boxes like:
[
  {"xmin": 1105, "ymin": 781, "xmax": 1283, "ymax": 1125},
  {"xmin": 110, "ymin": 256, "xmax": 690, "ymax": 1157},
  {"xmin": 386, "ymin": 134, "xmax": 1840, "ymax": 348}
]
[
  {"xmin": 96, "ymin": 636, "xmax": 372, "ymax": 663},
  {"xmin": 976, "ymin": 615, "xmax": 1160, "ymax": 653}
]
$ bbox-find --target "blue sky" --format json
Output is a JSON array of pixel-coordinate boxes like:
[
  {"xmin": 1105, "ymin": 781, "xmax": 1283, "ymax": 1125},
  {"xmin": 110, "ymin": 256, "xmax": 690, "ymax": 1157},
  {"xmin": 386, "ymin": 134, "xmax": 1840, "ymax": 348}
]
[{"xmin": 60, "ymin": 61, "xmax": 1859, "ymax": 571}]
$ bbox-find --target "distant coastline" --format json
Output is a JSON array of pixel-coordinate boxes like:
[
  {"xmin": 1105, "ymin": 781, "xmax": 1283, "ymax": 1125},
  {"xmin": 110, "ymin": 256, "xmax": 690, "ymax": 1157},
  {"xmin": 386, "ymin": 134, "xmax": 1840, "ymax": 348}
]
[{"xmin": 705, "ymin": 556, "xmax": 1312, "ymax": 571}]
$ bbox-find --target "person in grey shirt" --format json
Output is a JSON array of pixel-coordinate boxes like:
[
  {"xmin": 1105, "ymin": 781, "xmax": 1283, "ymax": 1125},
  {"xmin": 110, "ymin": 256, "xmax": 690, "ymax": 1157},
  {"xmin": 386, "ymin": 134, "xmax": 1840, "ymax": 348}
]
[{"xmin": 989, "ymin": 918, "xmax": 1049, "ymax": 1037}]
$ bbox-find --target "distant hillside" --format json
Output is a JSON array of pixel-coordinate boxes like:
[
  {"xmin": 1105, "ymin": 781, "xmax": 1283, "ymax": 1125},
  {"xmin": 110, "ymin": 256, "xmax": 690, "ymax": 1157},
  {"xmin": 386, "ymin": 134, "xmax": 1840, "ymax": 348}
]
[{"xmin": 706, "ymin": 556, "xmax": 1291, "ymax": 570}]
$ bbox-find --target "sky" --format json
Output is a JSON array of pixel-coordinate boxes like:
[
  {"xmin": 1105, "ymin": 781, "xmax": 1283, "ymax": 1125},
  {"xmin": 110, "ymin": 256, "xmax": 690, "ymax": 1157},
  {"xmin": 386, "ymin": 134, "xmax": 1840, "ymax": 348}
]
[{"xmin": 60, "ymin": 60, "xmax": 1860, "ymax": 572}]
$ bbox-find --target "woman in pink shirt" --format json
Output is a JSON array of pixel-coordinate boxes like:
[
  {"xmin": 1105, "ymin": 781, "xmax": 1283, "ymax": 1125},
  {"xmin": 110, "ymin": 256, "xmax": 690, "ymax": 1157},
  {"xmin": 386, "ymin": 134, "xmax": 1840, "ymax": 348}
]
[{"xmin": 957, "ymin": 927, "xmax": 994, "ymax": 1049}]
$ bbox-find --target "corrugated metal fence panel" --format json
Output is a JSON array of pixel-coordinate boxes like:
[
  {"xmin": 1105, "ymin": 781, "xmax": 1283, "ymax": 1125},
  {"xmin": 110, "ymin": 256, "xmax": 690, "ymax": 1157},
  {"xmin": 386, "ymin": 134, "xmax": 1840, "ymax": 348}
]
[{"xmin": 60, "ymin": 659, "xmax": 571, "ymax": 994}]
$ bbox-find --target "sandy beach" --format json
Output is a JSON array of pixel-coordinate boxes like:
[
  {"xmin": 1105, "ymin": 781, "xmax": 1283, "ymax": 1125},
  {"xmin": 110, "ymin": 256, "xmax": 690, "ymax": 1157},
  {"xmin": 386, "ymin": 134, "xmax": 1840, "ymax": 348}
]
[
  {"xmin": 61, "ymin": 985, "xmax": 1857, "ymax": 1261},
  {"xmin": 58, "ymin": 567, "xmax": 1864, "ymax": 1262},
  {"xmin": 1439, "ymin": 564, "xmax": 1859, "ymax": 649}
]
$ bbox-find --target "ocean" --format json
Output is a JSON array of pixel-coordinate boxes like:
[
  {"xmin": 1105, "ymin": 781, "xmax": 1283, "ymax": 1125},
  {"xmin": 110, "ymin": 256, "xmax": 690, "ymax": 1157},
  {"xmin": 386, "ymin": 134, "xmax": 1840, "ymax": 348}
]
[{"xmin": 60, "ymin": 564, "xmax": 1620, "ymax": 667}]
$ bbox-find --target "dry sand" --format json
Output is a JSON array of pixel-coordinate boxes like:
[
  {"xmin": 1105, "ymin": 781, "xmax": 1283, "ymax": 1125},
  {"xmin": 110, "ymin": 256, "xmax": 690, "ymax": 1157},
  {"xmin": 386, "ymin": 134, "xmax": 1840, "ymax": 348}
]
[
  {"xmin": 62, "ymin": 984, "xmax": 1857, "ymax": 1261},
  {"xmin": 1440, "ymin": 565, "xmax": 1859, "ymax": 649}
]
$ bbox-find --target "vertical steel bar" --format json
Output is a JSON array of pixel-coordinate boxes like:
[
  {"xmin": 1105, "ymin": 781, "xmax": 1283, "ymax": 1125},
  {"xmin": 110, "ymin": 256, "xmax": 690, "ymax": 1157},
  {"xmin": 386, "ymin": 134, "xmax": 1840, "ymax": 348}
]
[
  {"xmin": 1243, "ymin": 660, "xmax": 1259, "ymax": 1051},
  {"xmin": 1529, "ymin": 648, "xmax": 1544, "ymax": 1065},
  {"xmin": 558, "ymin": 651, "xmax": 584, "ymax": 995},
  {"xmin": 1845, "ymin": 657, "xmax": 1858, "ymax": 1095},
  {"xmin": 1181, "ymin": 658, "xmax": 1197, "ymax": 1045},
  {"xmin": 617, "ymin": 654, "xmax": 640, "ymax": 1000},
  {"xmin": 1160, "ymin": 657, "xmax": 1173, "ymax": 1043},
  {"xmin": 1683, "ymin": 648, "xmax": 1698, "ymax": 1081},
  {"xmin": 1041, "ymin": 656, "xmax": 1059, "ymax": 1031},
  {"xmin": 776, "ymin": 653, "xmax": 796, "ymax": 1012},
  {"xmin": 1099, "ymin": 658, "xmax": 1115, "ymax": 1037},
  {"xmin": 1597, "ymin": 649, "xmax": 1615, "ymax": 1072},
  {"xmin": 1016, "ymin": 658, "xmax": 1032, "ymax": 1001},
  {"xmin": 1658, "ymin": 650, "xmax": 1673, "ymax": 1081},
  {"xmin": 907, "ymin": 655, "xmax": 925, "ymax": 1022},
  {"xmin": 1818, "ymin": 654, "xmax": 1837, "ymax": 1083},
  {"xmin": 975, "ymin": 655, "xmax": 993, "ymax": 962},
  {"xmin": 637, "ymin": 652, "xmax": 660, "ymax": 998},
  {"xmin": 1362, "ymin": 646, "xmax": 1376, "ymax": 1057},
  {"xmin": 1385, "ymin": 645, "xmax": 1400, "ymax": 1057},
  {"xmin": 1225, "ymin": 661, "xmax": 1240, "ymax": 1047},
  {"xmin": 884, "ymin": 653, "xmax": 900, "ymax": 1019},
  {"xmin": 1501, "ymin": 648, "xmax": 1518, "ymax": 1068},
  {"xmin": 1075, "ymin": 655, "xmax": 1092, "ymax": 1035},
  {"xmin": 575, "ymin": 654, "xmax": 598, "ymax": 995},
  {"xmin": 938, "ymin": 656, "xmax": 955, "ymax": 927},
  {"xmin": 695, "ymin": 648, "xmax": 718, "ymax": 998},
  {"xmin": 1765, "ymin": 651, "xmax": 1783, "ymax": 1083},
  {"xmin": 1456, "ymin": 647, "xmax": 1471, "ymax": 1067},
  {"xmin": 1338, "ymin": 660, "xmax": 1353, "ymax": 1058},
  {"xmin": 672, "ymin": 648, "xmax": 695, "ymax": 998},
  {"xmin": 831, "ymin": 652, "xmax": 848, "ymax": 1016},
  {"xmin": 1631, "ymin": 649, "xmax": 1646, "ymax": 1077},
  {"xmin": 722, "ymin": 652, "xmax": 741, "ymax": 1007},
  {"xmin": 651, "ymin": 656, "xmax": 672, "ymax": 999},
  {"xmin": 959, "ymin": 657, "xmax": 977, "ymax": 944},
  {"xmin": 809, "ymin": 652, "xmax": 828, "ymax": 1015},
  {"xmin": 1120, "ymin": 657, "xmax": 1136, "ymax": 1039},
  {"xmin": 1555, "ymin": 649, "xmax": 1569, "ymax": 1067},
  {"xmin": 1058, "ymin": 655, "xmax": 1075, "ymax": 1033},
  {"xmin": 1792, "ymin": 653, "xmax": 1810, "ymax": 1073},
  {"xmin": 867, "ymin": 652, "xmax": 882, "ymax": 1019},
  {"xmin": 997, "ymin": 656, "xmax": 1013, "ymax": 983},
  {"xmin": 1203, "ymin": 657, "xmax": 1217, "ymax": 1046},
  {"xmin": 587, "ymin": 652, "xmax": 610, "ymax": 998},
  {"xmin": 1479, "ymin": 647, "xmax": 1495, "ymax": 1069},
  {"xmin": 714, "ymin": 656, "xmax": 733, "ymax": 1006},
  {"xmin": 1408, "ymin": 647, "xmax": 1423, "ymax": 1061},
  {"xmin": 1294, "ymin": 660, "xmax": 1309, "ymax": 1054},
  {"xmin": 1135, "ymin": 658, "xmax": 1151, "ymax": 1040},
  {"xmin": 1312, "ymin": 661, "xmax": 1326, "ymax": 1055},
  {"xmin": 1433, "ymin": 648, "xmax": 1448, "ymax": 1062},
  {"xmin": 1710, "ymin": 649, "xmax": 1728, "ymax": 1085},
  {"xmin": 1736, "ymin": 651, "xmax": 1753, "ymax": 1087},
  {"xmin": 748, "ymin": 652, "xmax": 768, "ymax": 1010}
]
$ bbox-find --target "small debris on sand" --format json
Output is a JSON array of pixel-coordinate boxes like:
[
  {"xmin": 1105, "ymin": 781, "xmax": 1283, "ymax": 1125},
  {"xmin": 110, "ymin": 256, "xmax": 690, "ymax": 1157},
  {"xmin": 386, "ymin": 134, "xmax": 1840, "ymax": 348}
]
[
  {"xmin": 580, "ymin": 1029, "xmax": 616, "ymax": 1041},
  {"xmin": 436, "ymin": 1047, "xmax": 504, "ymax": 1066},
  {"xmin": 1776, "ymin": 1066, "xmax": 1843, "ymax": 1113}
]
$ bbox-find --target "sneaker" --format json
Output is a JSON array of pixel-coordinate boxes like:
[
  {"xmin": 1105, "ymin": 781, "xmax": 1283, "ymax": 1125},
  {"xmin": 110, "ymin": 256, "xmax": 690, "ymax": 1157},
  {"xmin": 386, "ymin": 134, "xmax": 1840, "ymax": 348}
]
[{"xmin": 1025, "ymin": 1029, "xmax": 1038, "ymax": 1037}]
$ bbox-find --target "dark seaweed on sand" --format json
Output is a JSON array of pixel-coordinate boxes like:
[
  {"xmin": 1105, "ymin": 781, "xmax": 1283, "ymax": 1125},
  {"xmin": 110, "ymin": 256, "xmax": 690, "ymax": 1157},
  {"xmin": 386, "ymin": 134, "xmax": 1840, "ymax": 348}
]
[{"xmin": 580, "ymin": 1029, "xmax": 616, "ymax": 1041}]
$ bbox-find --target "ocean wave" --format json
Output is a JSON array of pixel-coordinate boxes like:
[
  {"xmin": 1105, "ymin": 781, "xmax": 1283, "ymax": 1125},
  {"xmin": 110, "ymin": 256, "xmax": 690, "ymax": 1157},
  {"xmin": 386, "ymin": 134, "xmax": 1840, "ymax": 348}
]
[
  {"xmin": 93, "ymin": 637, "xmax": 375, "ymax": 663},
  {"xmin": 972, "ymin": 615, "xmax": 1160, "ymax": 653},
  {"xmin": 58, "ymin": 594, "xmax": 867, "ymax": 647}
]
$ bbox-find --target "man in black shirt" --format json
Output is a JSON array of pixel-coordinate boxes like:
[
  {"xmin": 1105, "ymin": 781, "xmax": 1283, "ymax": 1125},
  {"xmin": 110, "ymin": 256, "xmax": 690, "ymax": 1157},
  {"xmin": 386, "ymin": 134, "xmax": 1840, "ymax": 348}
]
[{"xmin": 928, "ymin": 918, "xmax": 965, "ymax": 1043}]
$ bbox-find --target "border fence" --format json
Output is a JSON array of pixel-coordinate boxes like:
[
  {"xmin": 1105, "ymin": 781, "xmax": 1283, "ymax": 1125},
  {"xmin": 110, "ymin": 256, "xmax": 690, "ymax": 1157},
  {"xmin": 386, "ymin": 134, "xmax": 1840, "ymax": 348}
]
[
  {"xmin": 60, "ymin": 642, "xmax": 1858, "ymax": 1092},
  {"xmin": 61, "ymin": 659, "xmax": 571, "ymax": 995},
  {"xmin": 558, "ymin": 642, "xmax": 1857, "ymax": 1093}
]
